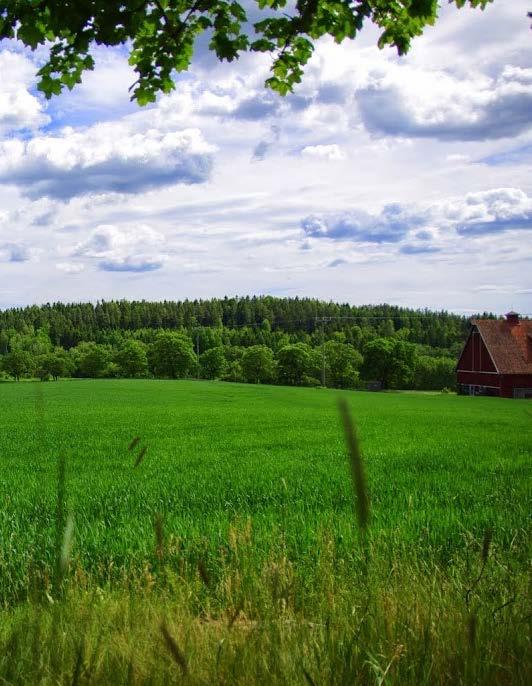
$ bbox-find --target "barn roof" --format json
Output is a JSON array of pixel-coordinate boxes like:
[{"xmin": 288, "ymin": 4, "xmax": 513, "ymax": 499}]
[{"xmin": 471, "ymin": 317, "xmax": 532, "ymax": 375}]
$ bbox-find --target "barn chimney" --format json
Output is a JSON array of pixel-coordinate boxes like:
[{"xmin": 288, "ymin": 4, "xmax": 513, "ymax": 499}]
[{"xmin": 505, "ymin": 311, "xmax": 520, "ymax": 327}]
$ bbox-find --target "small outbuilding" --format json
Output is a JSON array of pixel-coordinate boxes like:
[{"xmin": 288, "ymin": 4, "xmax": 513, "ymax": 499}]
[{"xmin": 456, "ymin": 312, "xmax": 532, "ymax": 399}]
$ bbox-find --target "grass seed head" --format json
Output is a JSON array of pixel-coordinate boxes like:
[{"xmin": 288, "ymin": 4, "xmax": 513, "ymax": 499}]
[
  {"xmin": 338, "ymin": 397, "xmax": 369, "ymax": 532},
  {"xmin": 128, "ymin": 436, "xmax": 141, "ymax": 452},
  {"xmin": 160, "ymin": 622, "xmax": 188, "ymax": 674},
  {"xmin": 198, "ymin": 559, "xmax": 210, "ymax": 587}
]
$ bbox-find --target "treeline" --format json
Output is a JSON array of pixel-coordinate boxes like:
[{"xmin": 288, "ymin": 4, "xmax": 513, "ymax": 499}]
[{"xmin": 0, "ymin": 297, "xmax": 477, "ymax": 390}]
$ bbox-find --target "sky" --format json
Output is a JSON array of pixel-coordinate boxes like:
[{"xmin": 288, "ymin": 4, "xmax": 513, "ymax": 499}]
[{"xmin": 0, "ymin": 1, "xmax": 531, "ymax": 315}]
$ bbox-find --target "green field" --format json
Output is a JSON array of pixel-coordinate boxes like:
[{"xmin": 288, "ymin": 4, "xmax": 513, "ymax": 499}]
[{"xmin": 0, "ymin": 380, "xmax": 530, "ymax": 684}]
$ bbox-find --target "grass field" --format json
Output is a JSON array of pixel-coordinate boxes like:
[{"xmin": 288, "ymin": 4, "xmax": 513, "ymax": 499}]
[{"xmin": 0, "ymin": 380, "xmax": 530, "ymax": 684}]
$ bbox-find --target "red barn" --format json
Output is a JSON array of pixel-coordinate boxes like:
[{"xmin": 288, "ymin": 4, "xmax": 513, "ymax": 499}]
[{"xmin": 456, "ymin": 312, "xmax": 532, "ymax": 399}]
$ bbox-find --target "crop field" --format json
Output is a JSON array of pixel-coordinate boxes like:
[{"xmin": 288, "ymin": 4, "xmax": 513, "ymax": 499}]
[{"xmin": 0, "ymin": 379, "xmax": 530, "ymax": 684}]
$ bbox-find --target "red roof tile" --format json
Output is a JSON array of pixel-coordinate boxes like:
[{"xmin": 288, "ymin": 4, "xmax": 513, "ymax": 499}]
[{"xmin": 471, "ymin": 318, "xmax": 532, "ymax": 375}]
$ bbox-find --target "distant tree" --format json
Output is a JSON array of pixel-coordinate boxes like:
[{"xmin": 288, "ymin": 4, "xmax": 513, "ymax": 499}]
[
  {"xmin": 192, "ymin": 326, "xmax": 223, "ymax": 354},
  {"xmin": 8, "ymin": 327, "xmax": 53, "ymax": 357},
  {"xmin": 114, "ymin": 340, "xmax": 148, "ymax": 378},
  {"xmin": 379, "ymin": 319, "xmax": 395, "ymax": 338},
  {"xmin": 361, "ymin": 337, "xmax": 391, "ymax": 387},
  {"xmin": 322, "ymin": 341, "xmax": 363, "ymax": 389},
  {"xmin": 200, "ymin": 346, "xmax": 227, "ymax": 380},
  {"xmin": 71, "ymin": 342, "xmax": 111, "ymax": 378},
  {"xmin": 0, "ymin": 299, "xmax": 471, "ymax": 356},
  {"xmin": 276, "ymin": 343, "xmax": 313, "ymax": 386},
  {"xmin": 414, "ymin": 355, "xmax": 456, "ymax": 390},
  {"xmin": 361, "ymin": 337, "xmax": 417, "ymax": 389},
  {"xmin": 148, "ymin": 332, "xmax": 197, "ymax": 379},
  {"xmin": 103, "ymin": 362, "xmax": 121, "ymax": 378},
  {"xmin": 241, "ymin": 345, "xmax": 276, "ymax": 384},
  {"xmin": 0, "ymin": 330, "xmax": 9, "ymax": 355},
  {"xmin": 29, "ymin": 328, "xmax": 53, "ymax": 356},
  {"xmin": 36, "ymin": 349, "xmax": 72, "ymax": 381},
  {"xmin": 2, "ymin": 349, "xmax": 34, "ymax": 381},
  {"xmin": 222, "ymin": 360, "xmax": 244, "ymax": 383},
  {"xmin": 223, "ymin": 345, "xmax": 245, "ymax": 362},
  {"xmin": 390, "ymin": 339, "xmax": 418, "ymax": 388}
]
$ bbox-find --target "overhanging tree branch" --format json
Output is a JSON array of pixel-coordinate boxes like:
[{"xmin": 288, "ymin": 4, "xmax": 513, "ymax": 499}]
[{"xmin": 0, "ymin": 0, "xmax": 503, "ymax": 103}]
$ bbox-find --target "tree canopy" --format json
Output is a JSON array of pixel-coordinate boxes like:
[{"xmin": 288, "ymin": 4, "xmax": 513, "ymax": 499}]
[
  {"xmin": 0, "ymin": 298, "xmax": 468, "ymax": 389},
  {"xmin": 0, "ymin": 1, "xmax": 494, "ymax": 104}
]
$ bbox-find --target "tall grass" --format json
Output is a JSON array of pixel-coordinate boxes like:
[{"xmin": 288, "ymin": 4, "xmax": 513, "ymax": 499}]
[{"xmin": 0, "ymin": 531, "xmax": 528, "ymax": 684}]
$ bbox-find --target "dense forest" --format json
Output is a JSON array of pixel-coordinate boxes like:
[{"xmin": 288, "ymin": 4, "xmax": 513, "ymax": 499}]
[{"xmin": 0, "ymin": 297, "xmax": 486, "ymax": 390}]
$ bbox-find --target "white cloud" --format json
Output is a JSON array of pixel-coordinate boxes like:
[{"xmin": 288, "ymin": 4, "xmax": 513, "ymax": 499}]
[
  {"xmin": 302, "ymin": 187, "xmax": 532, "ymax": 246},
  {"xmin": 442, "ymin": 188, "xmax": 532, "ymax": 235},
  {"xmin": 302, "ymin": 203, "xmax": 428, "ymax": 244},
  {"xmin": 0, "ymin": 121, "xmax": 215, "ymax": 200},
  {"xmin": 355, "ymin": 63, "xmax": 532, "ymax": 141},
  {"xmin": 446, "ymin": 153, "xmax": 469, "ymax": 163},
  {"xmin": 0, "ymin": 242, "xmax": 31, "ymax": 263},
  {"xmin": 56, "ymin": 262, "xmax": 85, "ymax": 274},
  {"xmin": 301, "ymin": 144, "xmax": 346, "ymax": 161},
  {"xmin": 0, "ymin": 51, "xmax": 49, "ymax": 135},
  {"xmin": 74, "ymin": 224, "xmax": 167, "ymax": 272}
]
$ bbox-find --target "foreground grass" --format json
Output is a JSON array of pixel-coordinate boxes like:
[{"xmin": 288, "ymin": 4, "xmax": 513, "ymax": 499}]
[
  {"xmin": 1, "ymin": 556, "xmax": 529, "ymax": 685},
  {"xmin": 0, "ymin": 380, "xmax": 530, "ymax": 683}
]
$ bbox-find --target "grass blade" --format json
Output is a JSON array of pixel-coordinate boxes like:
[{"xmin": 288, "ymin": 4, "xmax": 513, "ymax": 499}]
[
  {"xmin": 338, "ymin": 398, "xmax": 369, "ymax": 532},
  {"xmin": 154, "ymin": 512, "xmax": 164, "ymax": 560},
  {"xmin": 53, "ymin": 454, "xmax": 67, "ymax": 595},
  {"xmin": 160, "ymin": 622, "xmax": 188, "ymax": 675},
  {"xmin": 128, "ymin": 436, "xmax": 141, "ymax": 452},
  {"xmin": 133, "ymin": 446, "xmax": 147, "ymax": 469},
  {"xmin": 60, "ymin": 513, "xmax": 75, "ymax": 577},
  {"xmin": 198, "ymin": 558, "xmax": 210, "ymax": 587},
  {"xmin": 481, "ymin": 528, "xmax": 493, "ymax": 563}
]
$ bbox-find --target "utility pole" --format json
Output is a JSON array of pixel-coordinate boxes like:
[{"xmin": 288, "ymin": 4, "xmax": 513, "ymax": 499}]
[
  {"xmin": 316, "ymin": 315, "xmax": 326, "ymax": 387},
  {"xmin": 321, "ymin": 319, "xmax": 326, "ymax": 387},
  {"xmin": 196, "ymin": 334, "xmax": 200, "ymax": 380}
]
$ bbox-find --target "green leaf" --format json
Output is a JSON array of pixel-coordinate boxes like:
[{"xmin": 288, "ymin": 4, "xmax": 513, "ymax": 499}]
[{"xmin": 1, "ymin": 0, "xmax": 500, "ymax": 103}]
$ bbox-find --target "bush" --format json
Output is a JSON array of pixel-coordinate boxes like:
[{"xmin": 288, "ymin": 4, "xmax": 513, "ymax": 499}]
[
  {"xmin": 301, "ymin": 374, "xmax": 321, "ymax": 387},
  {"xmin": 222, "ymin": 360, "xmax": 244, "ymax": 383}
]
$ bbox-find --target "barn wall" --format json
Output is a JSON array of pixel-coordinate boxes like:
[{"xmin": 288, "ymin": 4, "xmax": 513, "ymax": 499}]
[
  {"xmin": 457, "ymin": 328, "xmax": 497, "ymax": 373},
  {"xmin": 457, "ymin": 370, "xmax": 500, "ymax": 395},
  {"xmin": 500, "ymin": 375, "xmax": 532, "ymax": 399}
]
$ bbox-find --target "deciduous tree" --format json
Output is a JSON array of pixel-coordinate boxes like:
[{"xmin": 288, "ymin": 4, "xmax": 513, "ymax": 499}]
[
  {"xmin": 200, "ymin": 346, "xmax": 227, "ymax": 379},
  {"xmin": 0, "ymin": 2, "xmax": 495, "ymax": 104},
  {"xmin": 1, "ymin": 349, "xmax": 34, "ymax": 381},
  {"xmin": 322, "ymin": 340, "xmax": 363, "ymax": 389},
  {"xmin": 241, "ymin": 345, "xmax": 275, "ymax": 384},
  {"xmin": 148, "ymin": 332, "xmax": 197, "ymax": 378},
  {"xmin": 361, "ymin": 337, "xmax": 417, "ymax": 389},
  {"xmin": 36, "ymin": 349, "xmax": 73, "ymax": 381},
  {"xmin": 276, "ymin": 343, "xmax": 312, "ymax": 386},
  {"xmin": 71, "ymin": 342, "xmax": 111, "ymax": 378},
  {"xmin": 115, "ymin": 340, "xmax": 149, "ymax": 378},
  {"xmin": 414, "ymin": 355, "xmax": 455, "ymax": 390}
]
